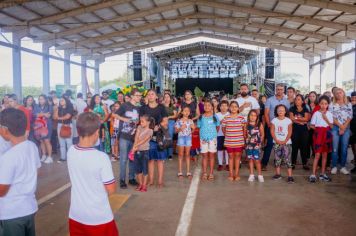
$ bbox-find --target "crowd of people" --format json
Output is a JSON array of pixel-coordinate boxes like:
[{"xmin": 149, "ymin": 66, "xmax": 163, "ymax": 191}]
[{"xmin": 0, "ymin": 83, "xmax": 355, "ymax": 236}]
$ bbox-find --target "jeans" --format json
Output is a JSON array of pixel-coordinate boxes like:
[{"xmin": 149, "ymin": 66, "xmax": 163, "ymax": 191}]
[
  {"xmin": 262, "ymin": 125, "xmax": 274, "ymax": 166},
  {"xmin": 0, "ymin": 213, "xmax": 36, "ymax": 236},
  {"xmin": 134, "ymin": 150, "xmax": 149, "ymax": 175},
  {"xmin": 119, "ymin": 138, "xmax": 135, "ymax": 181},
  {"xmin": 331, "ymin": 126, "xmax": 351, "ymax": 168},
  {"xmin": 167, "ymin": 120, "xmax": 175, "ymax": 157},
  {"xmin": 57, "ymin": 123, "xmax": 73, "ymax": 161}
]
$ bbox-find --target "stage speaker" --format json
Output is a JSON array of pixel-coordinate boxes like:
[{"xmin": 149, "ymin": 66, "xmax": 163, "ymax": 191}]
[
  {"xmin": 265, "ymin": 48, "xmax": 274, "ymax": 79},
  {"xmin": 133, "ymin": 51, "xmax": 142, "ymax": 81}
]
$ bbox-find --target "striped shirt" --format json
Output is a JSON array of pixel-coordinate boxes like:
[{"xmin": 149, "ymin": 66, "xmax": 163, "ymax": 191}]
[{"xmin": 221, "ymin": 115, "xmax": 246, "ymax": 148}]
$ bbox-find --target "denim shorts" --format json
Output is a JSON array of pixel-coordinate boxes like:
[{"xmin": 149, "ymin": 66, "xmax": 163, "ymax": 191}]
[
  {"xmin": 177, "ymin": 136, "xmax": 192, "ymax": 147},
  {"xmin": 149, "ymin": 141, "xmax": 167, "ymax": 161},
  {"xmin": 134, "ymin": 150, "xmax": 149, "ymax": 175}
]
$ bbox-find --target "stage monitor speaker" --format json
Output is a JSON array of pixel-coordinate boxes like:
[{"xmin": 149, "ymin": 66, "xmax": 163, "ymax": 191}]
[
  {"xmin": 133, "ymin": 51, "xmax": 142, "ymax": 81},
  {"xmin": 265, "ymin": 48, "xmax": 274, "ymax": 79}
]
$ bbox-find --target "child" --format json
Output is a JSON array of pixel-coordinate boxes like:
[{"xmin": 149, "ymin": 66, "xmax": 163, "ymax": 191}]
[
  {"xmin": 0, "ymin": 108, "xmax": 41, "ymax": 236},
  {"xmin": 156, "ymin": 117, "xmax": 172, "ymax": 186},
  {"xmin": 67, "ymin": 112, "xmax": 118, "ymax": 236},
  {"xmin": 175, "ymin": 107, "xmax": 195, "ymax": 178},
  {"xmin": 270, "ymin": 104, "xmax": 294, "ymax": 183},
  {"xmin": 245, "ymin": 109, "xmax": 265, "ymax": 182},
  {"xmin": 110, "ymin": 102, "xmax": 120, "ymax": 161},
  {"xmin": 197, "ymin": 99, "xmax": 220, "ymax": 180},
  {"xmin": 216, "ymin": 100, "xmax": 230, "ymax": 171},
  {"xmin": 221, "ymin": 101, "xmax": 245, "ymax": 181},
  {"xmin": 132, "ymin": 115, "xmax": 154, "ymax": 192},
  {"xmin": 309, "ymin": 95, "xmax": 333, "ymax": 183}
]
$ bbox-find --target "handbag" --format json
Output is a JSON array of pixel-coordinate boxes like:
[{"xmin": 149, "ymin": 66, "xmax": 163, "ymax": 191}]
[{"xmin": 59, "ymin": 124, "xmax": 72, "ymax": 138}]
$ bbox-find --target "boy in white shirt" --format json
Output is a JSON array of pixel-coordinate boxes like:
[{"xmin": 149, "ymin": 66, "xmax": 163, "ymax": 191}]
[
  {"xmin": 0, "ymin": 108, "xmax": 41, "ymax": 236},
  {"xmin": 67, "ymin": 112, "xmax": 118, "ymax": 236}
]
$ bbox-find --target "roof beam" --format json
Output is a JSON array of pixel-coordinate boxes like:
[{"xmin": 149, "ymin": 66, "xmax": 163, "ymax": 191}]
[
  {"xmin": 194, "ymin": 12, "xmax": 349, "ymax": 43},
  {"xmin": 25, "ymin": 0, "xmax": 132, "ymax": 27},
  {"xmin": 55, "ymin": 13, "xmax": 198, "ymax": 50},
  {"xmin": 33, "ymin": 1, "xmax": 194, "ymax": 41},
  {"xmin": 279, "ymin": 0, "xmax": 356, "ymax": 15},
  {"xmin": 197, "ymin": 0, "xmax": 356, "ymax": 37},
  {"xmin": 78, "ymin": 24, "xmax": 200, "ymax": 56},
  {"xmin": 92, "ymin": 31, "xmax": 318, "ymax": 60}
]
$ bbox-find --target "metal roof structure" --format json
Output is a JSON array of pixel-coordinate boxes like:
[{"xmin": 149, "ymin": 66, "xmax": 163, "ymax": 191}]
[
  {"xmin": 1, "ymin": 0, "xmax": 356, "ymax": 61},
  {"xmin": 149, "ymin": 41, "xmax": 257, "ymax": 62}
]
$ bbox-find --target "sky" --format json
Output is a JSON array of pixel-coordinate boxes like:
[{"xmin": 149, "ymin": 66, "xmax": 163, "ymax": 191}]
[{"xmin": 0, "ymin": 33, "xmax": 354, "ymax": 92}]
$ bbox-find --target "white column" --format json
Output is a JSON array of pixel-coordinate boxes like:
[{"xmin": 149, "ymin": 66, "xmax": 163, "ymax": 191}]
[
  {"xmin": 94, "ymin": 60, "xmax": 101, "ymax": 94},
  {"xmin": 12, "ymin": 35, "xmax": 22, "ymax": 100},
  {"xmin": 320, "ymin": 53, "xmax": 326, "ymax": 93},
  {"xmin": 42, "ymin": 44, "xmax": 50, "ymax": 94},
  {"xmin": 81, "ymin": 57, "xmax": 87, "ymax": 96},
  {"xmin": 64, "ymin": 51, "xmax": 71, "ymax": 87},
  {"xmin": 335, "ymin": 44, "xmax": 343, "ymax": 88}
]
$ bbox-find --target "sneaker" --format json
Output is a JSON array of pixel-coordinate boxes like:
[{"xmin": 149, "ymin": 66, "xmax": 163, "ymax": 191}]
[
  {"xmin": 319, "ymin": 174, "xmax": 331, "ymax": 182},
  {"xmin": 57, "ymin": 159, "xmax": 66, "ymax": 163},
  {"xmin": 140, "ymin": 185, "xmax": 147, "ymax": 192},
  {"xmin": 309, "ymin": 175, "xmax": 317, "ymax": 183},
  {"xmin": 248, "ymin": 175, "xmax": 255, "ymax": 182},
  {"xmin": 272, "ymin": 174, "xmax": 282, "ymax": 180},
  {"xmin": 129, "ymin": 179, "xmax": 138, "ymax": 186},
  {"xmin": 40, "ymin": 155, "xmax": 47, "ymax": 162},
  {"xmin": 340, "ymin": 167, "xmax": 349, "ymax": 175},
  {"xmin": 120, "ymin": 180, "xmax": 127, "ymax": 189},
  {"xmin": 44, "ymin": 156, "xmax": 53, "ymax": 164},
  {"xmin": 110, "ymin": 157, "xmax": 117, "ymax": 162},
  {"xmin": 217, "ymin": 165, "xmax": 223, "ymax": 171},
  {"xmin": 257, "ymin": 175, "xmax": 264, "ymax": 182},
  {"xmin": 287, "ymin": 177, "xmax": 295, "ymax": 183},
  {"xmin": 168, "ymin": 155, "xmax": 173, "ymax": 160},
  {"xmin": 225, "ymin": 165, "xmax": 229, "ymax": 171},
  {"xmin": 331, "ymin": 167, "xmax": 338, "ymax": 175}
]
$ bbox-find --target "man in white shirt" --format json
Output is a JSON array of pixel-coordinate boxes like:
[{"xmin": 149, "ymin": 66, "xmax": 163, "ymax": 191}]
[
  {"xmin": 75, "ymin": 93, "xmax": 88, "ymax": 115},
  {"xmin": 235, "ymin": 83, "xmax": 260, "ymax": 119},
  {"xmin": 67, "ymin": 112, "xmax": 118, "ymax": 236},
  {"xmin": 102, "ymin": 91, "xmax": 114, "ymax": 109},
  {"xmin": 0, "ymin": 108, "xmax": 41, "ymax": 236}
]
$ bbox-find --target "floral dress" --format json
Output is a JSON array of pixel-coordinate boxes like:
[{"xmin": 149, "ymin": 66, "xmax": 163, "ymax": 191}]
[{"xmin": 246, "ymin": 124, "xmax": 262, "ymax": 160}]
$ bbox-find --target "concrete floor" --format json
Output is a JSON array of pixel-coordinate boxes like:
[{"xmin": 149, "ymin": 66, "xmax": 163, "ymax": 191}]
[{"xmin": 35, "ymin": 153, "xmax": 356, "ymax": 236}]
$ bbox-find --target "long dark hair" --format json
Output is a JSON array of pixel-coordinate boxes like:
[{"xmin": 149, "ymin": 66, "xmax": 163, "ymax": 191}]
[
  {"xmin": 199, "ymin": 99, "xmax": 217, "ymax": 123},
  {"xmin": 178, "ymin": 106, "xmax": 191, "ymax": 119},
  {"xmin": 163, "ymin": 93, "xmax": 174, "ymax": 107},
  {"xmin": 247, "ymin": 109, "xmax": 261, "ymax": 128},
  {"xmin": 274, "ymin": 104, "xmax": 288, "ymax": 118},
  {"xmin": 308, "ymin": 91, "xmax": 318, "ymax": 106},
  {"xmin": 24, "ymin": 95, "xmax": 35, "ymax": 108},
  {"xmin": 89, "ymin": 94, "xmax": 102, "ymax": 110},
  {"xmin": 38, "ymin": 94, "xmax": 49, "ymax": 109}
]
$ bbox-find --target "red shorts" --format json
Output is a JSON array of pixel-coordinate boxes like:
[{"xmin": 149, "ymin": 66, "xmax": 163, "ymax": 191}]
[
  {"xmin": 69, "ymin": 218, "xmax": 119, "ymax": 236},
  {"xmin": 226, "ymin": 147, "xmax": 244, "ymax": 154}
]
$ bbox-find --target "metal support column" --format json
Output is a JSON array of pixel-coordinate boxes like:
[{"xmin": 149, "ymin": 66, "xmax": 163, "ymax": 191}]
[
  {"xmin": 335, "ymin": 44, "xmax": 343, "ymax": 88},
  {"xmin": 64, "ymin": 51, "xmax": 71, "ymax": 87},
  {"xmin": 81, "ymin": 57, "xmax": 88, "ymax": 97},
  {"xmin": 12, "ymin": 35, "xmax": 22, "ymax": 100},
  {"xmin": 42, "ymin": 44, "xmax": 50, "ymax": 94},
  {"xmin": 94, "ymin": 60, "xmax": 101, "ymax": 94},
  {"xmin": 320, "ymin": 53, "xmax": 326, "ymax": 93}
]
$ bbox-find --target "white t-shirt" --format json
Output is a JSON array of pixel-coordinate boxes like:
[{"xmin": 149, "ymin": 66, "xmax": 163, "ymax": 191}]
[
  {"xmin": 75, "ymin": 98, "xmax": 87, "ymax": 115},
  {"xmin": 102, "ymin": 99, "xmax": 114, "ymax": 109},
  {"xmin": 0, "ymin": 140, "xmax": 41, "ymax": 220},
  {"xmin": 235, "ymin": 96, "xmax": 260, "ymax": 118},
  {"xmin": 216, "ymin": 112, "xmax": 230, "ymax": 136},
  {"xmin": 271, "ymin": 117, "xmax": 292, "ymax": 144},
  {"xmin": 67, "ymin": 145, "xmax": 115, "ymax": 225},
  {"xmin": 0, "ymin": 135, "xmax": 11, "ymax": 156},
  {"xmin": 311, "ymin": 111, "xmax": 333, "ymax": 128}
]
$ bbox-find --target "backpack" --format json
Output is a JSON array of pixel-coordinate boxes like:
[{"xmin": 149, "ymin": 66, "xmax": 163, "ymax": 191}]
[
  {"xmin": 156, "ymin": 126, "xmax": 172, "ymax": 150},
  {"xmin": 34, "ymin": 117, "xmax": 48, "ymax": 140}
]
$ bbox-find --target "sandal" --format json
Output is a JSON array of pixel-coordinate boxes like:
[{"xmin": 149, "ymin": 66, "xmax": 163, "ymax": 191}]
[
  {"xmin": 177, "ymin": 173, "xmax": 183, "ymax": 178},
  {"xmin": 227, "ymin": 176, "xmax": 234, "ymax": 181},
  {"xmin": 187, "ymin": 172, "xmax": 192, "ymax": 178},
  {"xmin": 140, "ymin": 185, "xmax": 147, "ymax": 192},
  {"xmin": 234, "ymin": 176, "xmax": 241, "ymax": 181},
  {"xmin": 202, "ymin": 173, "xmax": 208, "ymax": 180},
  {"xmin": 208, "ymin": 174, "xmax": 215, "ymax": 181},
  {"xmin": 135, "ymin": 185, "xmax": 142, "ymax": 191}
]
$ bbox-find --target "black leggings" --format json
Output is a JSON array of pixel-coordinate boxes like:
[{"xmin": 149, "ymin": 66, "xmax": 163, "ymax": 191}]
[{"xmin": 291, "ymin": 128, "xmax": 309, "ymax": 166}]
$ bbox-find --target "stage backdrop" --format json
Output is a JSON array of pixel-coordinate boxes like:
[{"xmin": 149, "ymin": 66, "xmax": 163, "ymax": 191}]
[{"xmin": 175, "ymin": 78, "xmax": 233, "ymax": 96}]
